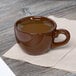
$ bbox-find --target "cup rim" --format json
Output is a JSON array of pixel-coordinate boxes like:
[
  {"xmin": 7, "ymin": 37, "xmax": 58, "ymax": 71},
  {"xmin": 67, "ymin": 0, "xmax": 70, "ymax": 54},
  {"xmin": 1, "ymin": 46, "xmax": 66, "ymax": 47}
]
[{"xmin": 14, "ymin": 16, "xmax": 57, "ymax": 34}]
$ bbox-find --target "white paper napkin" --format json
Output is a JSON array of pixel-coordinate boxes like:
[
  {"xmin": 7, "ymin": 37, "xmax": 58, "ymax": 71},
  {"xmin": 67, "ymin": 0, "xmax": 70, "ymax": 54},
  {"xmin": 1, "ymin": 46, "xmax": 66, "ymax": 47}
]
[
  {"xmin": 54, "ymin": 47, "xmax": 76, "ymax": 73},
  {"xmin": 3, "ymin": 16, "xmax": 76, "ymax": 72},
  {"xmin": 0, "ymin": 57, "xmax": 15, "ymax": 76}
]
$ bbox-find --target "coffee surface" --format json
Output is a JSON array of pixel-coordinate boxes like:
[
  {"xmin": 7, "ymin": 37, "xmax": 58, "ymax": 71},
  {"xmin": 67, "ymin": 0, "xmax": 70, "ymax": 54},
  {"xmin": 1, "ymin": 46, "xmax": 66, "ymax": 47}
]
[{"xmin": 17, "ymin": 20, "xmax": 52, "ymax": 33}]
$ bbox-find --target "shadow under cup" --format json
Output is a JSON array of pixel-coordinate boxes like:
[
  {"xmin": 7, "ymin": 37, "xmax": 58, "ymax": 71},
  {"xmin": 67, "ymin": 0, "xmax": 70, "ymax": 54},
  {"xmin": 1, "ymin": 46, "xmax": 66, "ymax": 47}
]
[{"xmin": 14, "ymin": 16, "xmax": 70, "ymax": 55}]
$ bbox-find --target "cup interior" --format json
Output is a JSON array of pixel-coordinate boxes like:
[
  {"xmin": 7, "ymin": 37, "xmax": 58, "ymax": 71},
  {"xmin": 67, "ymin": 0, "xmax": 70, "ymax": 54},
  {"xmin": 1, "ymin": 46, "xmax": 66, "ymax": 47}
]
[{"xmin": 15, "ymin": 16, "xmax": 56, "ymax": 34}]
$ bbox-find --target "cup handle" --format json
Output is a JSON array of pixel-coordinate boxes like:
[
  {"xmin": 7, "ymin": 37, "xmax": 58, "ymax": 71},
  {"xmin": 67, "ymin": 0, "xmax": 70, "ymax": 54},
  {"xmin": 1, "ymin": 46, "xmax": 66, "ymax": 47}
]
[{"xmin": 51, "ymin": 29, "xmax": 70, "ymax": 48}]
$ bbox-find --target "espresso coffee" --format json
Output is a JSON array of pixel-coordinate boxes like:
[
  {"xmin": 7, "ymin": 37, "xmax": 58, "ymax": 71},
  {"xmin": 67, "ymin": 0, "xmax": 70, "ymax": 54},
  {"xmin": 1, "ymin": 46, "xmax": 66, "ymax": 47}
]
[{"xmin": 17, "ymin": 20, "xmax": 52, "ymax": 33}]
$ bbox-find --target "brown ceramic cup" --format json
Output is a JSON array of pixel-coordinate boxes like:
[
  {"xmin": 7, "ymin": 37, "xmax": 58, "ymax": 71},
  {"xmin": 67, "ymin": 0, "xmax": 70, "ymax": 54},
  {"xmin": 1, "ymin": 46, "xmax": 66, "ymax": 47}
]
[{"xmin": 14, "ymin": 16, "xmax": 70, "ymax": 55}]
